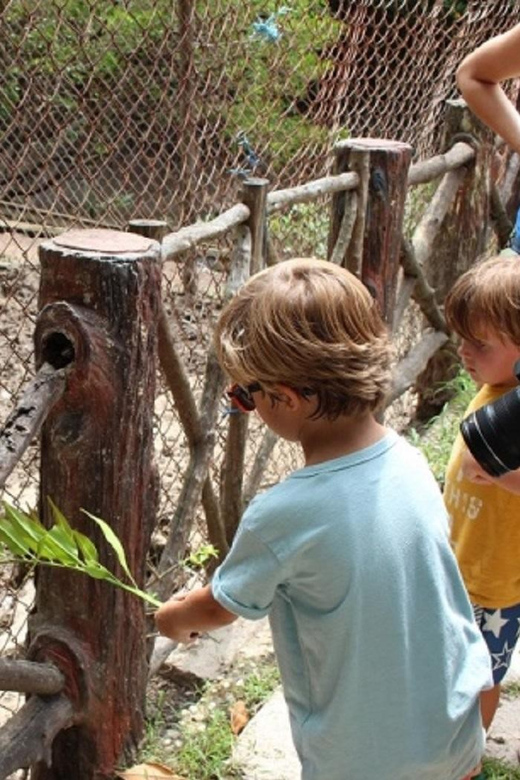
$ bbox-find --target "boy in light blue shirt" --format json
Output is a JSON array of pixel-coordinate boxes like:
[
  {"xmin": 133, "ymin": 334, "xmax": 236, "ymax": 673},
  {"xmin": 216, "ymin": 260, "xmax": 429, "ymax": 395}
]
[{"xmin": 156, "ymin": 258, "xmax": 491, "ymax": 779}]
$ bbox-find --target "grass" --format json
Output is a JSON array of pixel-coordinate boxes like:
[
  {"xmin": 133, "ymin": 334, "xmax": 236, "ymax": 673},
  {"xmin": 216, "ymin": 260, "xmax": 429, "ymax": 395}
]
[
  {"xmin": 482, "ymin": 757, "xmax": 520, "ymax": 779},
  {"xmin": 503, "ymin": 680, "xmax": 520, "ymax": 698},
  {"xmin": 406, "ymin": 369, "xmax": 477, "ymax": 484},
  {"xmin": 139, "ymin": 656, "xmax": 280, "ymax": 779},
  {"xmin": 240, "ymin": 663, "xmax": 280, "ymax": 714},
  {"xmin": 174, "ymin": 707, "xmax": 236, "ymax": 779}
]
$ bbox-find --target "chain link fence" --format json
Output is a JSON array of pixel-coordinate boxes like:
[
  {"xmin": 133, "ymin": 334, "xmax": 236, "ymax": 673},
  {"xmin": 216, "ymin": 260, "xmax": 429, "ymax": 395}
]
[{"xmin": 2, "ymin": 0, "xmax": 520, "ymax": 735}]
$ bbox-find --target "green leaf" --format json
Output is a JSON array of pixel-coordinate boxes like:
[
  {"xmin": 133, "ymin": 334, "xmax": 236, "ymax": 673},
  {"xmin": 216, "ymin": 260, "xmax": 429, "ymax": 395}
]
[
  {"xmin": 115, "ymin": 582, "xmax": 163, "ymax": 608},
  {"xmin": 185, "ymin": 543, "xmax": 219, "ymax": 569},
  {"xmin": 83, "ymin": 561, "xmax": 112, "ymax": 580},
  {"xmin": 38, "ymin": 526, "xmax": 81, "ymax": 566},
  {"xmin": 0, "ymin": 517, "xmax": 33, "ymax": 558},
  {"xmin": 3, "ymin": 503, "xmax": 46, "ymax": 553},
  {"xmin": 47, "ymin": 498, "xmax": 77, "ymax": 544},
  {"xmin": 81, "ymin": 509, "xmax": 136, "ymax": 585},
  {"xmin": 73, "ymin": 530, "xmax": 99, "ymax": 564},
  {"xmin": 1, "ymin": 501, "xmax": 163, "ymax": 608}
]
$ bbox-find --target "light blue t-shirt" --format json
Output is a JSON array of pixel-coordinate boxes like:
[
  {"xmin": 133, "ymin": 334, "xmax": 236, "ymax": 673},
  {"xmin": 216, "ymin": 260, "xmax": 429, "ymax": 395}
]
[{"xmin": 212, "ymin": 430, "xmax": 492, "ymax": 780}]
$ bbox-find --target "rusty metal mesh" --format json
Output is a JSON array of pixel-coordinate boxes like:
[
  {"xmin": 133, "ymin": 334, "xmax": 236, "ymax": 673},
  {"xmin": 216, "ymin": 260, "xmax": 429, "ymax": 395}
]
[{"xmin": 2, "ymin": 0, "xmax": 520, "ymax": 726}]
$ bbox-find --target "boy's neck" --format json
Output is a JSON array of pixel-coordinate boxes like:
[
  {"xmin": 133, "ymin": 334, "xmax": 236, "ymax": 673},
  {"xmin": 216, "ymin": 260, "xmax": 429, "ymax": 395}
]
[{"xmin": 300, "ymin": 412, "xmax": 387, "ymax": 466}]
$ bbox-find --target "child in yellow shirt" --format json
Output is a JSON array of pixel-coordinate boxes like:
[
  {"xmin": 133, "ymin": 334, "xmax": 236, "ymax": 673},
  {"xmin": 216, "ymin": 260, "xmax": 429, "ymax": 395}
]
[{"xmin": 444, "ymin": 255, "xmax": 520, "ymax": 732}]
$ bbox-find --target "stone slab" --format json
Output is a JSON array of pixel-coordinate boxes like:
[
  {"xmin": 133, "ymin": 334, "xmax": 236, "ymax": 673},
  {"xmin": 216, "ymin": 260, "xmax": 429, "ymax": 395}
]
[
  {"xmin": 161, "ymin": 617, "xmax": 273, "ymax": 680},
  {"xmin": 232, "ymin": 689, "xmax": 300, "ymax": 780}
]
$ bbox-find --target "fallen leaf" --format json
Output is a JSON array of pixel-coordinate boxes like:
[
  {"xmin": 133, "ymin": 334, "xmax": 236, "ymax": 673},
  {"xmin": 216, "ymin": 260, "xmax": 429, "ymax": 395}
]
[
  {"xmin": 115, "ymin": 762, "xmax": 184, "ymax": 779},
  {"xmin": 230, "ymin": 699, "xmax": 249, "ymax": 735}
]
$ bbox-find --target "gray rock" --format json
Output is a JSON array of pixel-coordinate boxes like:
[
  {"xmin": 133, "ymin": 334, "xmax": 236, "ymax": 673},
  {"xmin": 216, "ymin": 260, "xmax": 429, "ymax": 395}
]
[
  {"xmin": 159, "ymin": 617, "xmax": 273, "ymax": 680},
  {"xmin": 232, "ymin": 689, "xmax": 300, "ymax": 780}
]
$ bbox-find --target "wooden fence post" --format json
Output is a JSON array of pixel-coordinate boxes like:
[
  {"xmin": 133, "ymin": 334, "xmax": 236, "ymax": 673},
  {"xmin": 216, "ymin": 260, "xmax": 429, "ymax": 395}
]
[
  {"xmin": 127, "ymin": 219, "xmax": 168, "ymax": 242},
  {"xmin": 241, "ymin": 177, "xmax": 268, "ymax": 275},
  {"xmin": 328, "ymin": 138, "xmax": 412, "ymax": 323},
  {"xmin": 414, "ymin": 99, "xmax": 494, "ymax": 419},
  {"xmin": 29, "ymin": 228, "xmax": 161, "ymax": 779}
]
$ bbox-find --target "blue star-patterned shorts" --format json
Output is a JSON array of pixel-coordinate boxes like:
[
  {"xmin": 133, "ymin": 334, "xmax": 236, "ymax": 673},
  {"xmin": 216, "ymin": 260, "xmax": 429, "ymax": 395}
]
[{"xmin": 473, "ymin": 602, "xmax": 520, "ymax": 684}]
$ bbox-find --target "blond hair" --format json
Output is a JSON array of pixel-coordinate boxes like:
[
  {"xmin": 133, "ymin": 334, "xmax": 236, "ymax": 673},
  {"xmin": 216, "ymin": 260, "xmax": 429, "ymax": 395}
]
[
  {"xmin": 214, "ymin": 258, "xmax": 392, "ymax": 419},
  {"xmin": 445, "ymin": 256, "xmax": 520, "ymax": 346}
]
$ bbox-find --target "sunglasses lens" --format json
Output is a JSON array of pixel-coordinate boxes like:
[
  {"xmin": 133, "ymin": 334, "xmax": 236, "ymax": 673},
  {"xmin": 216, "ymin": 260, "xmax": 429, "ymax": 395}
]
[{"xmin": 227, "ymin": 384, "xmax": 255, "ymax": 412}]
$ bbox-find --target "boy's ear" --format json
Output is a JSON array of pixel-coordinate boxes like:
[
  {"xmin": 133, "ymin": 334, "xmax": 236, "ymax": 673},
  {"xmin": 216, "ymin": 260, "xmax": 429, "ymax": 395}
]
[{"xmin": 273, "ymin": 384, "xmax": 306, "ymax": 411}]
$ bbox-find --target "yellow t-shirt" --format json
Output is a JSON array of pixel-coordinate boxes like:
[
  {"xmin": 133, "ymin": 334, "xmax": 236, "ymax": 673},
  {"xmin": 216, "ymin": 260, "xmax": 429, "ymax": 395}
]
[{"xmin": 444, "ymin": 383, "xmax": 520, "ymax": 609}]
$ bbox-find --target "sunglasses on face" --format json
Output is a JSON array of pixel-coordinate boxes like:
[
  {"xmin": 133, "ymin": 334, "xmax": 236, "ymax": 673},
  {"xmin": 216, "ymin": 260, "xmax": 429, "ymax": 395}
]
[{"xmin": 226, "ymin": 382, "xmax": 262, "ymax": 412}]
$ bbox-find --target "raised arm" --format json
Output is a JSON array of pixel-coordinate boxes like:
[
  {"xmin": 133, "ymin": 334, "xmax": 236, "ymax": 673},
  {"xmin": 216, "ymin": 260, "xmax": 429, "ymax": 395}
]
[
  {"xmin": 456, "ymin": 23, "xmax": 520, "ymax": 155},
  {"xmin": 155, "ymin": 584, "xmax": 238, "ymax": 643}
]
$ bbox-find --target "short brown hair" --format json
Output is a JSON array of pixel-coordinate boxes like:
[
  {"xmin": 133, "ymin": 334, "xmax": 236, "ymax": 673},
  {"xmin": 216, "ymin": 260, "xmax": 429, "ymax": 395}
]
[
  {"xmin": 445, "ymin": 256, "xmax": 520, "ymax": 346},
  {"xmin": 214, "ymin": 258, "xmax": 392, "ymax": 419}
]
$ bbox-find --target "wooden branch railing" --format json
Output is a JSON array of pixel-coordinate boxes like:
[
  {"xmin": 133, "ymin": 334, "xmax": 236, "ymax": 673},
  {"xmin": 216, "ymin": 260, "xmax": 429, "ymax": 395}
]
[
  {"xmin": 0, "ymin": 659, "xmax": 65, "ymax": 696},
  {"xmin": 387, "ymin": 329, "xmax": 449, "ymax": 406},
  {"xmin": 148, "ymin": 221, "xmax": 254, "ymax": 603},
  {"xmin": 266, "ymin": 171, "xmax": 359, "ymax": 213},
  {"xmin": 0, "ymin": 362, "xmax": 68, "ymax": 491},
  {"xmin": 395, "ymin": 237, "xmax": 447, "ymax": 334},
  {"xmin": 161, "ymin": 204, "xmax": 250, "ymax": 262},
  {"xmin": 490, "ymin": 181, "xmax": 513, "ymax": 247},
  {"xmin": 129, "ymin": 222, "xmax": 229, "ymax": 570},
  {"xmin": 407, "ymin": 140, "xmax": 475, "ymax": 186},
  {"xmin": 393, "ymin": 166, "xmax": 467, "ymax": 333},
  {"xmin": 0, "ymin": 694, "xmax": 74, "ymax": 779}
]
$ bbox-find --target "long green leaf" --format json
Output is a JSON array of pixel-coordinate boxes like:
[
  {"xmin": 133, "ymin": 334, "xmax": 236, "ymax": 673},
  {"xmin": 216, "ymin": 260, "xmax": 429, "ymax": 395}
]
[
  {"xmin": 110, "ymin": 580, "xmax": 163, "ymax": 608},
  {"xmin": 0, "ymin": 517, "xmax": 33, "ymax": 558},
  {"xmin": 47, "ymin": 499, "xmax": 98, "ymax": 564},
  {"xmin": 38, "ymin": 526, "xmax": 81, "ymax": 566},
  {"xmin": 3, "ymin": 503, "xmax": 45, "ymax": 554},
  {"xmin": 73, "ymin": 530, "xmax": 99, "ymax": 564},
  {"xmin": 1, "ymin": 502, "xmax": 163, "ymax": 608},
  {"xmin": 81, "ymin": 509, "xmax": 136, "ymax": 585},
  {"xmin": 47, "ymin": 498, "xmax": 78, "ymax": 548},
  {"xmin": 83, "ymin": 561, "xmax": 113, "ymax": 580},
  {"xmin": 80, "ymin": 564, "xmax": 161, "ymax": 607}
]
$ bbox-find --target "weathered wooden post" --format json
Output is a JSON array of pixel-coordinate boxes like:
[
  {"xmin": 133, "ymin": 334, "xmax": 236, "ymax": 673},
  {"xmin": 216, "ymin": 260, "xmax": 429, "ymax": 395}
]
[
  {"xmin": 327, "ymin": 138, "xmax": 412, "ymax": 323},
  {"xmin": 28, "ymin": 229, "xmax": 161, "ymax": 779},
  {"xmin": 241, "ymin": 177, "xmax": 268, "ymax": 275}
]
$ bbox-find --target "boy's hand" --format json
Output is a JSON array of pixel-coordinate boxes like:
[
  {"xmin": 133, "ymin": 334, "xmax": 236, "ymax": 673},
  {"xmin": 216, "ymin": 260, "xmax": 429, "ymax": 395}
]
[
  {"xmin": 460, "ymin": 446, "xmax": 520, "ymax": 494},
  {"xmin": 155, "ymin": 593, "xmax": 199, "ymax": 644},
  {"xmin": 460, "ymin": 447, "xmax": 493, "ymax": 485},
  {"xmin": 154, "ymin": 584, "xmax": 237, "ymax": 643}
]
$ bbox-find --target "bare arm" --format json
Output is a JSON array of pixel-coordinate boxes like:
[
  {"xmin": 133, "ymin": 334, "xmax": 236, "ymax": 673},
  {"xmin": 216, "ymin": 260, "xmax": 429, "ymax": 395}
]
[
  {"xmin": 155, "ymin": 584, "xmax": 238, "ymax": 643},
  {"xmin": 456, "ymin": 23, "xmax": 520, "ymax": 154},
  {"xmin": 460, "ymin": 447, "xmax": 520, "ymax": 495}
]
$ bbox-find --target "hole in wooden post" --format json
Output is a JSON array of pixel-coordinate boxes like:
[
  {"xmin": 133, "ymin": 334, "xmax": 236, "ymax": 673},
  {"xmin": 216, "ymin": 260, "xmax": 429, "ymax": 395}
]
[{"xmin": 41, "ymin": 332, "xmax": 76, "ymax": 369}]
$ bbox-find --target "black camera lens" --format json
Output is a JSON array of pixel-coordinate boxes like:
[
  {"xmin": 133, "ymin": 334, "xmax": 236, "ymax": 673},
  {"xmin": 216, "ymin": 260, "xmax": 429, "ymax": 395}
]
[{"xmin": 460, "ymin": 359, "xmax": 520, "ymax": 477}]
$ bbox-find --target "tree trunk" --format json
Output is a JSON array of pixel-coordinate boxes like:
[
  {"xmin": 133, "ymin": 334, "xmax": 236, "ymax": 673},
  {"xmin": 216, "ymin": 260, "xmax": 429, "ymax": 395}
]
[{"xmin": 29, "ymin": 228, "xmax": 161, "ymax": 779}]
